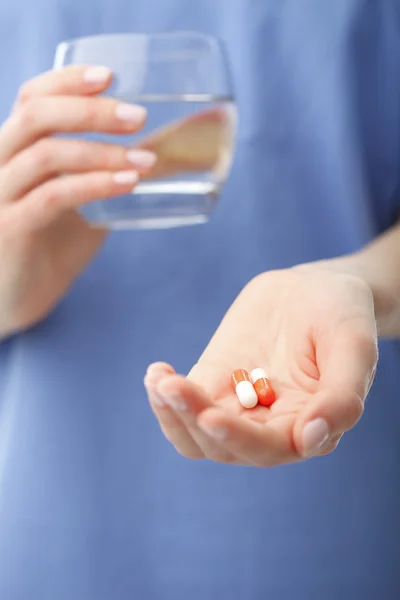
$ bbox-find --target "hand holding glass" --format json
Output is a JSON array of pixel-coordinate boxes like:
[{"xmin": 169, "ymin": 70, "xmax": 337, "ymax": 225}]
[{"xmin": 54, "ymin": 32, "xmax": 237, "ymax": 229}]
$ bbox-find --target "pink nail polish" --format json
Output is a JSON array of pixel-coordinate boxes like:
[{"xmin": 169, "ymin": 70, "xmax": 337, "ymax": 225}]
[
  {"xmin": 116, "ymin": 103, "xmax": 147, "ymax": 123},
  {"xmin": 126, "ymin": 149, "xmax": 157, "ymax": 169},
  {"xmin": 302, "ymin": 418, "xmax": 329, "ymax": 456},
  {"xmin": 150, "ymin": 392, "xmax": 166, "ymax": 408},
  {"xmin": 164, "ymin": 392, "xmax": 188, "ymax": 412},
  {"xmin": 145, "ymin": 365, "xmax": 172, "ymax": 386},
  {"xmin": 112, "ymin": 170, "xmax": 139, "ymax": 186}
]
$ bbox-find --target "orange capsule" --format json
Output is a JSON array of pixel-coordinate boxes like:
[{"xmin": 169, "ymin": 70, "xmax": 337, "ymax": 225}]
[
  {"xmin": 250, "ymin": 368, "xmax": 276, "ymax": 407},
  {"xmin": 231, "ymin": 369, "xmax": 258, "ymax": 409}
]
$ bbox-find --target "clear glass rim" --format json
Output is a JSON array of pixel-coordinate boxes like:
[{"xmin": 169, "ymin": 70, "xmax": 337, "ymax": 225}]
[{"xmin": 57, "ymin": 30, "xmax": 224, "ymax": 49}]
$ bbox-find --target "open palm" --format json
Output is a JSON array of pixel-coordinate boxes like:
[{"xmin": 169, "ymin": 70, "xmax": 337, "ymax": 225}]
[{"xmin": 144, "ymin": 265, "xmax": 378, "ymax": 466}]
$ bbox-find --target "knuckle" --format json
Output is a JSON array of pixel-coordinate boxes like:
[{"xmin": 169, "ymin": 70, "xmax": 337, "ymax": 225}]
[
  {"xmin": 30, "ymin": 139, "xmax": 54, "ymax": 171},
  {"xmin": 16, "ymin": 81, "xmax": 34, "ymax": 105},
  {"xmin": 39, "ymin": 183, "xmax": 60, "ymax": 212},
  {"xmin": 14, "ymin": 100, "xmax": 37, "ymax": 130},
  {"xmin": 81, "ymin": 98, "xmax": 98, "ymax": 126},
  {"xmin": 70, "ymin": 141, "xmax": 89, "ymax": 166}
]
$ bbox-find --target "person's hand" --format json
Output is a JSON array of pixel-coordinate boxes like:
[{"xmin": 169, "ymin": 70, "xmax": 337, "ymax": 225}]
[
  {"xmin": 0, "ymin": 65, "xmax": 153, "ymax": 337},
  {"xmin": 144, "ymin": 264, "xmax": 378, "ymax": 466}
]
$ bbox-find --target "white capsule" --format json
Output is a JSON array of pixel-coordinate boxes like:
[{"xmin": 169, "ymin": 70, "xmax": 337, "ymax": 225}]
[
  {"xmin": 250, "ymin": 368, "xmax": 268, "ymax": 384},
  {"xmin": 235, "ymin": 380, "xmax": 258, "ymax": 409}
]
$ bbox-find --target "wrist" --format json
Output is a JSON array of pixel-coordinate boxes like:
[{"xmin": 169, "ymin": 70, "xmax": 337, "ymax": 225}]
[
  {"xmin": 301, "ymin": 251, "xmax": 397, "ymax": 338},
  {"xmin": 335, "ymin": 251, "xmax": 399, "ymax": 338}
]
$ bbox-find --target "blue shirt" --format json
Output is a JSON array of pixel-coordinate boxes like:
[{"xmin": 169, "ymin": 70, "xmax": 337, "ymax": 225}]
[{"xmin": 0, "ymin": 1, "xmax": 399, "ymax": 598}]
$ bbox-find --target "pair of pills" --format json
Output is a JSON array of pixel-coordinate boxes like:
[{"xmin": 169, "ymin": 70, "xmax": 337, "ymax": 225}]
[{"xmin": 231, "ymin": 368, "xmax": 276, "ymax": 409}]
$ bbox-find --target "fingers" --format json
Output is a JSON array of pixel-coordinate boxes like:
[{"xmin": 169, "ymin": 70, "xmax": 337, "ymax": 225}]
[
  {"xmin": 1, "ymin": 169, "xmax": 139, "ymax": 233},
  {"xmin": 197, "ymin": 408, "xmax": 297, "ymax": 467},
  {"xmin": 144, "ymin": 364, "xmax": 205, "ymax": 460},
  {"xmin": 146, "ymin": 365, "xmax": 293, "ymax": 466},
  {"xmin": 156, "ymin": 375, "xmax": 236, "ymax": 463},
  {"xmin": 15, "ymin": 65, "xmax": 113, "ymax": 105},
  {"xmin": 0, "ymin": 96, "xmax": 147, "ymax": 164},
  {"xmin": 0, "ymin": 138, "xmax": 156, "ymax": 203},
  {"xmin": 294, "ymin": 327, "xmax": 378, "ymax": 458},
  {"xmin": 293, "ymin": 388, "xmax": 364, "ymax": 458}
]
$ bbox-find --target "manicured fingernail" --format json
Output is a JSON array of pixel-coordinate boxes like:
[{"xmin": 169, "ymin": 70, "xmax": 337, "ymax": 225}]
[
  {"xmin": 162, "ymin": 392, "xmax": 188, "ymax": 412},
  {"xmin": 302, "ymin": 418, "xmax": 329, "ymax": 456},
  {"xmin": 112, "ymin": 170, "xmax": 139, "ymax": 185},
  {"xmin": 199, "ymin": 424, "xmax": 228, "ymax": 441},
  {"xmin": 83, "ymin": 66, "xmax": 112, "ymax": 83},
  {"xmin": 116, "ymin": 103, "xmax": 147, "ymax": 123},
  {"xmin": 144, "ymin": 376, "xmax": 167, "ymax": 408},
  {"xmin": 145, "ymin": 364, "xmax": 174, "ymax": 384},
  {"xmin": 144, "ymin": 372, "xmax": 161, "ymax": 385},
  {"xmin": 144, "ymin": 372, "xmax": 168, "ymax": 389},
  {"xmin": 150, "ymin": 391, "xmax": 166, "ymax": 408},
  {"xmin": 126, "ymin": 149, "xmax": 157, "ymax": 169},
  {"xmin": 146, "ymin": 363, "xmax": 165, "ymax": 377}
]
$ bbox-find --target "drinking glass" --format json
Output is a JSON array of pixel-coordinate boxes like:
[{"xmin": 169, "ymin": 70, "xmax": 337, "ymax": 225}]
[{"xmin": 54, "ymin": 32, "xmax": 237, "ymax": 229}]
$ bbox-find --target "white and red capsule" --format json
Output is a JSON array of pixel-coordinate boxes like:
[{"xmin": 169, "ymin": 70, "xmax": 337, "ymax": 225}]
[
  {"xmin": 250, "ymin": 368, "xmax": 276, "ymax": 407},
  {"xmin": 232, "ymin": 367, "xmax": 276, "ymax": 409},
  {"xmin": 231, "ymin": 369, "xmax": 258, "ymax": 409}
]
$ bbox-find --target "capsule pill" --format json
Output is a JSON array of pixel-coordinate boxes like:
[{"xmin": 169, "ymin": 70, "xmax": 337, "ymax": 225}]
[
  {"xmin": 231, "ymin": 369, "xmax": 258, "ymax": 409},
  {"xmin": 250, "ymin": 368, "xmax": 276, "ymax": 407}
]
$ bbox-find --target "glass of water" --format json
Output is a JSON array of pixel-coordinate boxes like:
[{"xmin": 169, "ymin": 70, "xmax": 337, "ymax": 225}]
[{"xmin": 54, "ymin": 32, "xmax": 237, "ymax": 229}]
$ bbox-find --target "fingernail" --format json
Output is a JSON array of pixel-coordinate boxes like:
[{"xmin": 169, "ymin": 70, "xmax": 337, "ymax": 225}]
[
  {"xmin": 145, "ymin": 363, "xmax": 173, "ymax": 384},
  {"xmin": 199, "ymin": 424, "xmax": 228, "ymax": 441},
  {"xmin": 146, "ymin": 363, "xmax": 165, "ymax": 377},
  {"xmin": 112, "ymin": 170, "xmax": 139, "ymax": 186},
  {"xmin": 302, "ymin": 418, "xmax": 330, "ymax": 456},
  {"xmin": 144, "ymin": 372, "xmax": 161, "ymax": 386},
  {"xmin": 162, "ymin": 392, "xmax": 188, "ymax": 412},
  {"xmin": 149, "ymin": 391, "xmax": 166, "ymax": 408},
  {"xmin": 116, "ymin": 103, "xmax": 147, "ymax": 123},
  {"xmin": 126, "ymin": 149, "xmax": 157, "ymax": 169},
  {"xmin": 144, "ymin": 375, "xmax": 167, "ymax": 408},
  {"xmin": 83, "ymin": 66, "xmax": 112, "ymax": 83},
  {"xmin": 144, "ymin": 371, "xmax": 167, "ymax": 389}
]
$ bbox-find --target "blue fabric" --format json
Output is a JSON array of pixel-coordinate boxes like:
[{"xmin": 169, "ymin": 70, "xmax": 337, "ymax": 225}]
[{"xmin": 0, "ymin": 1, "xmax": 399, "ymax": 598}]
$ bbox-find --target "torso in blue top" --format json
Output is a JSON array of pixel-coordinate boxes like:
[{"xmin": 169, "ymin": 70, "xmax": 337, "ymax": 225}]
[{"xmin": 0, "ymin": 1, "xmax": 399, "ymax": 598}]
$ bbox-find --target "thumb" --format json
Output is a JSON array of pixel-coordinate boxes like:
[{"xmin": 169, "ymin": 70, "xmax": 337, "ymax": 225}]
[{"xmin": 293, "ymin": 326, "xmax": 378, "ymax": 458}]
